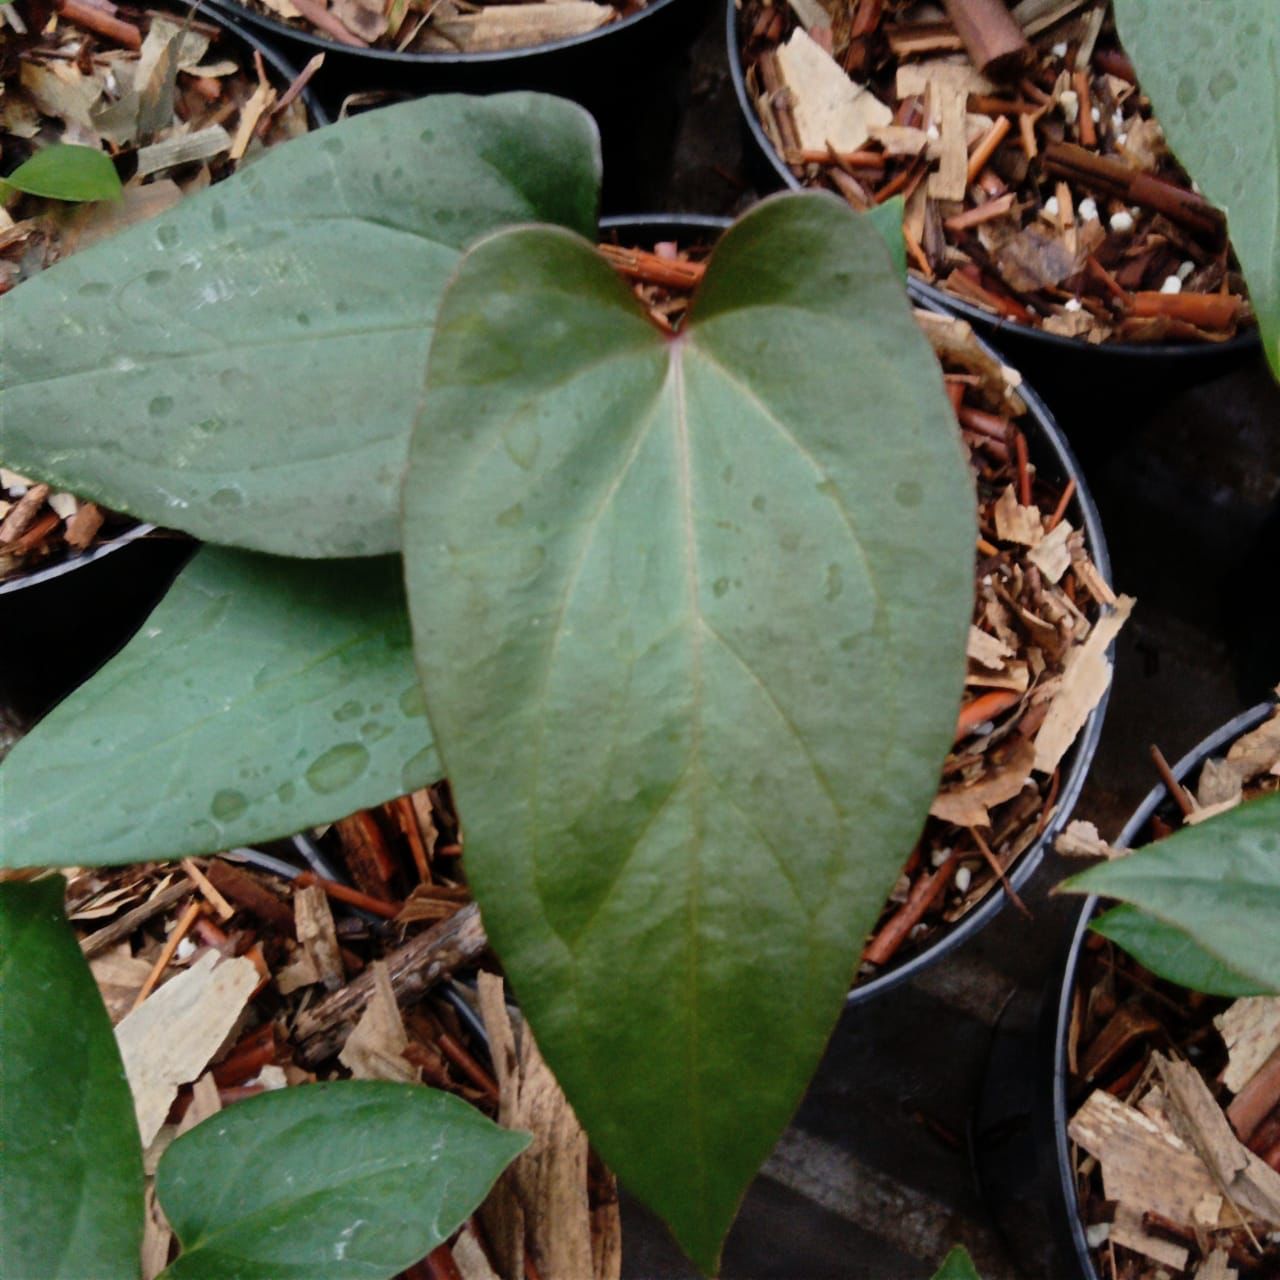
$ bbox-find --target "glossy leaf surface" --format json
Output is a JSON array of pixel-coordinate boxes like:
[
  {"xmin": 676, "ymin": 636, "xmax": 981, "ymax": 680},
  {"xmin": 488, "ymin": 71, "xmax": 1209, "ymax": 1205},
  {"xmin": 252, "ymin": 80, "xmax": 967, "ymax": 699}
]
[
  {"xmin": 402, "ymin": 193, "xmax": 974, "ymax": 1270},
  {"xmin": 932, "ymin": 1246, "xmax": 983, "ymax": 1280},
  {"xmin": 157, "ymin": 1081, "xmax": 527, "ymax": 1280},
  {"xmin": 1064, "ymin": 791, "xmax": 1280, "ymax": 993},
  {"xmin": 1090, "ymin": 903, "xmax": 1267, "ymax": 997},
  {"xmin": 0, "ymin": 94, "xmax": 600, "ymax": 556},
  {"xmin": 0, "ymin": 877, "xmax": 144, "ymax": 1279},
  {"xmin": 1115, "ymin": 0, "xmax": 1280, "ymax": 377},
  {"xmin": 0, "ymin": 547, "xmax": 437, "ymax": 869},
  {"xmin": 2, "ymin": 143, "xmax": 122, "ymax": 202}
]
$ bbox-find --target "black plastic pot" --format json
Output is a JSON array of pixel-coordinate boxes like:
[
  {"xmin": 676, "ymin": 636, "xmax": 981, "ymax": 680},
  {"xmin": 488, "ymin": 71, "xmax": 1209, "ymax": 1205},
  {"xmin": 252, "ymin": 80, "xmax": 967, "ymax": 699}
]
[
  {"xmin": 207, "ymin": 0, "xmax": 706, "ymax": 101},
  {"xmin": 1044, "ymin": 700, "xmax": 1275, "ymax": 1278},
  {"xmin": 0, "ymin": 6, "xmax": 327, "ymax": 720},
  {"xmin": 602, "ymin": 212, "xmax": 1113, "ymax": 1006},
  {"xmin": 723, "ymin": 0, "xmax": 1263, "ymax": 402}
]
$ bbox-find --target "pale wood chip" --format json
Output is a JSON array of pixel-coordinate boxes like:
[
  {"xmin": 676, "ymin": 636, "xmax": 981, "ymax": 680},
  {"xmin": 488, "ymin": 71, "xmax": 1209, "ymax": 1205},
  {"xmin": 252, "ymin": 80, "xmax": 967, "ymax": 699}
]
[
  {"xmin": 19, "ymin": 61, "xmax": 102, "ymax": 132},
  {"xmin": 966, "ymin": 660, "xmax": 1029, "ymax": 693},
  {"xmin": 869, "ymin": 124, "xmax": 930, "ymax": 156},
  {"xmin": 115, "ymin": 951, "xmax": 258, "ymax": 1146},
  {"xmin": 1215, "ymin": 999, "xmax": 1280, "ymax": 1094},
  {"xmin": 452, "ymin": 1223, "xmax": 503, "ymax": 1280},
  {"xmin": 786, "ymin": 0, "xmax": 829, "ymax": 32},
  {"xmin": 229, "ymin": 81, "xmax": 277, "ymax": 162},
  {"xmin": 477, "ymin": 972, "xmax": 611, "ymax": 1280},
  {"xmin": 1197, "ymin": 756, "xmax": 1246, "ymax": 809},
  {"xmin": 1155, "ymin": 1052, "xmax": 1280, "ymax": 1228},
  {"xmin": 90, "ymin": 944, "xmax": 155, "ymax": 1023},
  {"xmin": 1186, "ymin": 795, "xmax": 1244, "ymax": 825},
  {"xmin": 277, "ymin": 883, "xmax": 343, "ymax": 994},
  {"xmin": 1068, "ymin": 539, "xmax": 1117, "ymax": 606},
  {"xmin": 1069, "ymin": 1087, "xmax": 1223, "ymax": 1226},
  {"xmin": 994, "ymin": 484, "xmax": 1044, "ymax": 546},
  {"xmin": 1033, "ymin": 595, "xmax": 1133, "ymax": 774},
  {"xmin": 1110, "ymin": 1203, "xmax": 1189, "ymax": 1269},
  {"xmin": 1028, "ymin": 519, "xmax": 1073, "ymax": 583},
  {"xmin": 1054, "ymin": 818, "xmax": 1123, "ymax": 859},
  {"xmin": 431, "ymin": 2, "xmax": 613, "ymax": 52},
  {"xmin": 928, "ymin": 75, "xmax": 969, "ymax": 201},
  {"xmin": 896, "ymin": 61, "xmax": 994, "ymax": 100},
  {"xmin": 930, "ymin": 736, "xmax": 1035, "ymax": 828},
  {"xmin": 141, "ymin": 1183, "xmax": 173, "ymax": 1280},
  {"xmin": 1196, "ymin": 1247, "xmax": 1238, "ymax": 1279},
  {"xmin": 338, "ymin": 960, "xmax": 419, "ymax": 1083},
  {"xmin": 176, "ymin": 1071, "xmax": 222, "ymax": 1137},
  {"xmin": 967, "ymin": 625, "xmax": 1015, "ymax": 670},
  {"xmin": 1225, "ymin": 708, "xmax": 1280, "ymax": 783},
  {"xmin": 776, "ymin": 28, "xmax": 892, "ymax": 153}
]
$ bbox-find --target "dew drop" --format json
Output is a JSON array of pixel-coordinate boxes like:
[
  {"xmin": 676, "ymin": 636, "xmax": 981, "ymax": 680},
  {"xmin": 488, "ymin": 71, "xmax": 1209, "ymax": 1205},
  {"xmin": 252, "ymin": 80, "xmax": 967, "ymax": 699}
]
[
  {"xmin": 401, "ymin": 744, "xmax": 437, "ymax": 792},
  {"xmin": 78, "ymin": 281, "xmax": 110, "ymax": 297},
  {"xmin": 399, "ymin": 685, "xmax": 427, "ymax": 718},
  {"xmin": 276, "ymin": 781, "xmax": 296, "ymax": 803},
  {"xmin": 780, "ymin": 531, "xmax": 801, "ymax": 552},
  {"xmin": 333, "ymin": 700, "xmax": 363, "ymax": 723},
  {"xmin": 894, "ymin": 480, "xmax": 923, "ymax": 508},
  {"xmin": 210, "ymin": 203, "xmax": 227, "ymax": 232},
  {"xmin": 323, "ymin": 137, "xmax": 344, "ymax": 155},
  {"xmin": 144, "ymin": 268, "xmax": 170, "ymax": 287},
  {"xmin": 210, "ymin": 486, "xmax": 244, "ymax": 510},
  {"xmin": 751, "ymin": 495, "xmax": 766, "ymax": 513},
  {"xmin": 825, "ymin": 563, "xmax": 843, "ymax": 601},
  {"xmin": 497, "ymin": 502, "xmax": 524, "ymax": 527},
  {"xmin": 361, "ymin": 720, "xmax": 391, "ymax": 743},
  {"xmin": 157, "ymin": 225, "xmax": 179, "ymax": 248},
  {"xmin": 713, "ymin": 577, "xmax": 730, "ymax": 598},
  {"xmin": 306, "ymin": 743, "xmax": 370, "ymax": 794},
  {"xmin": 149, "ymin": 395, "xmax": 174, "ymax": 418},
  {"xmin": 211, "ymin": 789, "xmax": 248, "ymax": 822}
]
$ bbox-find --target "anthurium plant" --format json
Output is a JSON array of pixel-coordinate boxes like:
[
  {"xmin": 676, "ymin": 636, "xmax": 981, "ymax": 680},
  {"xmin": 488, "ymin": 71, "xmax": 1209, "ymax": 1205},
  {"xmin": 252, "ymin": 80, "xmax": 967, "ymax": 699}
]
[
  {"xmin": 1114, "ymin": 0, "xmax": 1280, "ymax": 380},
  {"xmin": 0, "ymin": 92, "xmax": 976, "ymax": 1271}
]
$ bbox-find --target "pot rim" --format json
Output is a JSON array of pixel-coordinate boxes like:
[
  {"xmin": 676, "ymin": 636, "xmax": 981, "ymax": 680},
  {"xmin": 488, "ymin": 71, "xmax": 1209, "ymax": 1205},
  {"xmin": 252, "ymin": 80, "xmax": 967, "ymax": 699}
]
[
  {"xmin": 1049, "ymin": 698, "xmax": 1278, "ymax": 1280},
  {"xmin": 204, "ymin": 0, "xmax": 685, "ymax": 68},
  {"xmin": 0, "ymin": 3, "xmax": 327, "ymax": 598},
  {"xmin": 601, "ymin": 211, "xmax": 1114, "ymax": 1006},
  {"xmin": 722, "ymin": 0, "xmax": 1262, "ymax": 365}
]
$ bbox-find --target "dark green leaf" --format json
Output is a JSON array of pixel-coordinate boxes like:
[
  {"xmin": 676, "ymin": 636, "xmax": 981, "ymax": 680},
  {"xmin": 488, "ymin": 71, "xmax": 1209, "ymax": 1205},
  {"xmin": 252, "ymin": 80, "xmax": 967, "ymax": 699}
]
[
  {"xmin": 402, "ymin": 192, "xmax": 974, "ymax": 1271},
  {"xmin": 0, "ymin": 877, "xmax": 144, "ymax": 1279},
  {"xmin": 2, "ymin": 144, "xmax": 123, "ymax": 202},
  {"xmin": 1063, "ymin": 791, "xmax": 1280, "ymax": 993},
  {"xmin": 0, "ymin": 547, "xmax": 438, "ymax": 869},
  {"xmin": 156, "ymin": 1081, "xmax": 527, "ymax": 1280},
  {"xmin": 1090, "ymin": 904, "xmax": 1269, "ymax": 997},
  {"xmin": 932, "ymin": 1245, "xmax": 982, "ymax": 1280},
  {"xmin": 1114, "ymin": 0, "xmax": 1280, "ymax": 378},
  {"xmin": 868, "ymin": 195, "xmax": 906, "ymax": 277},
  {"xmin": 0, "ymin": 94, "xmax": 600, "ymax": 557}
]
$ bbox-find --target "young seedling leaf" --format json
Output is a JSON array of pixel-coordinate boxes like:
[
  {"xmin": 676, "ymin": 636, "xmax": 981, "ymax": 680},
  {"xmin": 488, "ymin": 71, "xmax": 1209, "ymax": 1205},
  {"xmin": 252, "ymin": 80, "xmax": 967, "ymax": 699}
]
[
  {"xmin": 0, "ymin": 94, "xmax": 600, "ymax": 557},
  {"xmin": 1114, "ymin": 0, "xmax": 1280, "ymax": 378},
  {"xmin": 156, "ymin": 1081, "xmax": 528, "ymax": 1280},
  {"xmin": 1089, "ymin": 904, "xmax": 1268, "ymax": 997},
  {"xmin": 1063, "ymin": 791, "xmax": 1280, "ymax": 993},
  {"xmin": 2, "ymin": 143, "xmax": 123, "ymax": 202},
  {"xmin": 0, "ymin": 547, "xmax": 437, "ymax": 869},
  {"xmin": 0, "ymin": 877, "xmax": 144, "ymax": 1280},
  {"xmin": 402, "ymin": 192, "xmax": 974, "ymax": 1271},
  {"xmin": 932, "ymin": 1245, "xmax": 983, "ymax": 1280}
]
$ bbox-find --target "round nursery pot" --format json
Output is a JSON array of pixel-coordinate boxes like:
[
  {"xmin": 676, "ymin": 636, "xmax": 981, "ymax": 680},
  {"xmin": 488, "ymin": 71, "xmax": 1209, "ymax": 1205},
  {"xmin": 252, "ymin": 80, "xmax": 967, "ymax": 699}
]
[
  {"xmin": 1045, "ymin": 700, "xmax": 1277, "ymax": 1278},
  {"xmin": 0, "ymin": 5, "xmax": 327, "ymax": 718},
  {"xmin": 724, "ymin": 0, "xmax": 1262, "ymax": 401},
  {"xmin": 602, "ymin": 213, "xmax": 1114, "ymax": 1006},
  {"xmin": 206, "ymin": 0, "xmax": 706, "ymax": 103}
]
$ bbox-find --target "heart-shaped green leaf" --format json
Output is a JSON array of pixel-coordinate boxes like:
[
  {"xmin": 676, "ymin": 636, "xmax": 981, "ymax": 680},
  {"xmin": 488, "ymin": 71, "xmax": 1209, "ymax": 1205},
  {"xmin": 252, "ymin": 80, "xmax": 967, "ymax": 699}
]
[
  {"xmin": 932, "ymin": 1246, "xmax": 983, "ymax": 1280},
  {"xmin": 1090, "ymin": 903, "xmax": 1268, "ymax": 997},
  {"xmin": 156, "ymin": 1081, "xmax": 527, "ymax": 1280},
  {"xmin": 0, "ymin": 877, "xmax": 144, "ymax": 1279},
  {"xmin": 1115, "ymin": 0, "xmax": 1280, "ymax": 378},
  {"xmin": 0, "ymin": 94, "xmax": 600, "ymax": 557},
  {"xmin": 1063, "ymin": 791, "xmax": 1280, "ymax": 993},
  {"xmin": 2, "ymin": 143, "xmax": 123, "ymax": 202},
  {"xmin": 0, "ymin": 547, "xmax": 437, "ymax": 869},
  {"xmin": 402, "ymin": 192, "xmax": 974, "ymax": 1270}
]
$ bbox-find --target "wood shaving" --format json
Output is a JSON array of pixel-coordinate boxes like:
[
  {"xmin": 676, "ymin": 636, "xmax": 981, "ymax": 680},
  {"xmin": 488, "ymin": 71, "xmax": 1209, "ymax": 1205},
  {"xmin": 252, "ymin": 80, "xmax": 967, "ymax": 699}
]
[
  {"xmin": 777, "ymin": 28, "xmax": 892, "ymax": 153},
  {"xmin": 1216, "ymin": 999, "xmax": 1280, "ymax": 1095}
]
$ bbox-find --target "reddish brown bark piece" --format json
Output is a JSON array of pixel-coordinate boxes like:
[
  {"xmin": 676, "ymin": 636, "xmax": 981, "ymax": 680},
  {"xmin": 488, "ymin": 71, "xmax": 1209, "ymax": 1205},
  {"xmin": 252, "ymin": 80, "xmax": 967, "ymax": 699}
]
[
  {"xmin": 942, "ymin": 0, "xmax": 1032, "ymax": 80},
  {"xmin": 205, "ymin": 859, "xmax": 296, "ymax": 937}
]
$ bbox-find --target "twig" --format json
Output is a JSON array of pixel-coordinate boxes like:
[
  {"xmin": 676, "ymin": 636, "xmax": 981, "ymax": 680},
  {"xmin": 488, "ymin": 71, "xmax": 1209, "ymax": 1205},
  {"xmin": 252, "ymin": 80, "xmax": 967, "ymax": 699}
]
[
  {"xmin": 1149, "ymin": 744, "xmax": 1195, "ymax": 819},
  {"xmin": 131, "ymin": 901, "xmax": 203, "ymax": 1010}
]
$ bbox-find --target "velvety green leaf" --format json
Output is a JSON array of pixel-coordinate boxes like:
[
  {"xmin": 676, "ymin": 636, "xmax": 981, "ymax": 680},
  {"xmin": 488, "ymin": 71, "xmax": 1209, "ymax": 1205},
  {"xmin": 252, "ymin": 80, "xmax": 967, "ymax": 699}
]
[
  {"xmin": 0, "ymin": 877, "xmax": 144, "ymax": 1279},
  {"xmin": 932, "ymin": 1245, "xmax": 983, "ymax": 1280},
  {"xmin": 0, "ymin": 94, "xmax": 600, "ymax": 557},
  {"xmin": 2, "ymin": 144, "xmax": 122, "ymax": 202},
  {"xmin": 0, "ymin": 547, "xmax": 438, "ymax": 869},
  {"xmin": 157, "ymin": 1081, "xmax": 527, "ymax": 1280},
  {"xmin": 1115, "ymin": 0, "xmax": 1280, "ymax": 377},
  {"xmin": 868, "ymin": 195, "xmax": 906, "ymax": 277},
  {"xmin": 402, "ymin": 192, "xmax": 974, "ymax": 1271},
  {"xmin": 1063, "ymin": 791, "xmax": 1280, "ymax": 993},
  {"xmin": 1091, "ymin": 904, "xmax": 1269, "ymax": 997}
]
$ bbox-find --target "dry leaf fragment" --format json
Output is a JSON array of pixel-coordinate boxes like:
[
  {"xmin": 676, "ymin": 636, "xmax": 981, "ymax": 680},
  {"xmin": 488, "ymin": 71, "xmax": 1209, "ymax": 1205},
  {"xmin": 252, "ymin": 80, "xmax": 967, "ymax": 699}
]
[
  {"xmin": 776, "ymin": 29, "xmax": 892, "ymax": 153},
  {"xmin": 338, "ymin": 960, "xmax": 418, "ymax": 1083},
  {"xmin": 968, "ymin": 625, "xmax": 1015, "ymax": 670},
  {"xmin": 1216, "ymin": 999, "xmax": 1280, "ymax": 1096},
  {"xmin": 431, "ymin": 3, "xmax": 613, "ymax": 52},
  {"xmin": 276, "ymin": 883, "xmax": 342, "ymax": 994},
  {"xmin": 136, "ymin": 125, "xmax": 232, "ymax": 178},
  {"xmin": 1225, "ymin": 709, "xmax": 1280, "ymax": 782},
  {"xmin": 930, "ymin": 736, "xmax": 1035, "ymax": 827},
  {"xmin": 1197, "ymin": 756, "xmax": 1246, "ymax": 809},
  {"xmin": 115, "ymin": 950, "xmax": 258, "ymax": 1146},
  {"xmin": 1033, "ymin": 595, "xmax": 1133, "ymax": 774}
]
